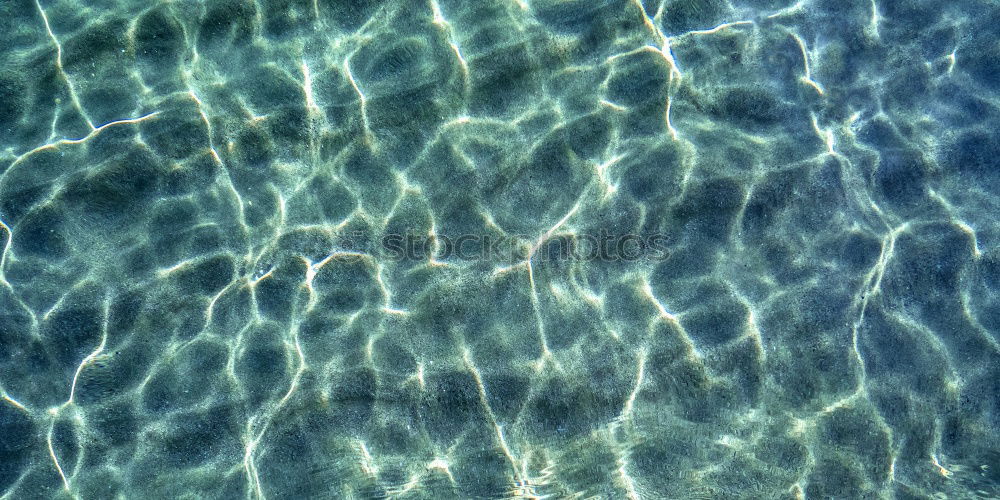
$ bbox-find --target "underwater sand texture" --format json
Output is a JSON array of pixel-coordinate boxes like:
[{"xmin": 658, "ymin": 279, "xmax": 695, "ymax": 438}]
[{"xmin": 1, "ymin": 0, "xmax": 1000, "ymax": 498}]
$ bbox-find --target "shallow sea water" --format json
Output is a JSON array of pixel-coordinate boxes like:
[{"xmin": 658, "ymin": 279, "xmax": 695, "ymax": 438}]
[{"xmin": 1, "ymin": 0, "xmax": 1000, "ymax": 498}]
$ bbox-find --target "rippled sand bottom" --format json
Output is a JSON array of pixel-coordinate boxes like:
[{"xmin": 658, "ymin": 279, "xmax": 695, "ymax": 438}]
[{"xmin": 1, "ymin": 0, "xmax": 999, "ymax": 498}]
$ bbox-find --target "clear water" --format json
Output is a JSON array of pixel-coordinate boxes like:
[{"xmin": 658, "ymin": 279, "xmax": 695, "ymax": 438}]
[{"xmin": 1, "ymin": 0, "xmax": 999, "ymax": 498}]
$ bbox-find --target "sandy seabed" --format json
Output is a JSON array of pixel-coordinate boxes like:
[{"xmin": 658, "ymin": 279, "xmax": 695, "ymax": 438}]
[{"xmin": 1, "ymin": 0, "xmax": 999, "ymax": 498}]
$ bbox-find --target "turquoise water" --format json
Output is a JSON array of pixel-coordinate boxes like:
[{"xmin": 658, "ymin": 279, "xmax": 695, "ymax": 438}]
[{"xmin": 1, "ymin": 0, "xmax": 999, "ymax": 498}]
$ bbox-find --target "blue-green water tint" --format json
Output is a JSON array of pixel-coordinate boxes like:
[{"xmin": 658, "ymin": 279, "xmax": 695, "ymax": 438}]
[{"xmin": 1, "ymin": 0, "xmax": 999, "ymax": 497}]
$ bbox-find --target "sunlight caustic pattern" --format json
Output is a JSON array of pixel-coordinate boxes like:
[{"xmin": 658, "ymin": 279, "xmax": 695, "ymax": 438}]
[{"xmin": 1, "ymin": 0, "xmax": 999, "ymax": 498}]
